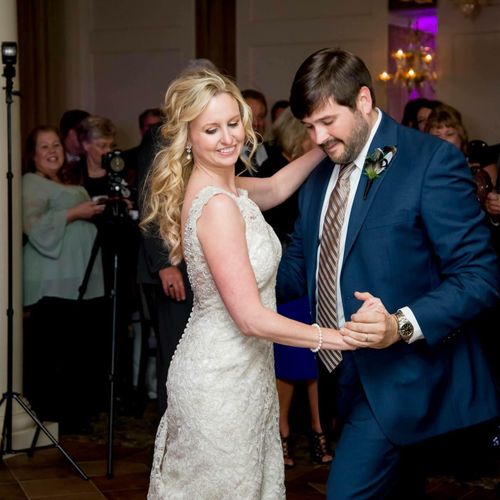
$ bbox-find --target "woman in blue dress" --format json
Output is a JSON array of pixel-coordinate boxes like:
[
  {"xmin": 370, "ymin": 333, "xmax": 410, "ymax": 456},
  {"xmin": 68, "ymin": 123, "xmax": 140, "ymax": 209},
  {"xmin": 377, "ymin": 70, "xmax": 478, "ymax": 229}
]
[{"xmin": 260, "ymin": 107, "xmax": 333, "ymax": 468}]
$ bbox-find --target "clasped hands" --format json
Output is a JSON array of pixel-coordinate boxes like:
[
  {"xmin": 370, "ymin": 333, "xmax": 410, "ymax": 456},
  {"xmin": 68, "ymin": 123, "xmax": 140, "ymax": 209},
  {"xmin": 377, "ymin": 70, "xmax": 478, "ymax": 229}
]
[{"xmin": 340, "ymin": 291, "xmax": 400, "ymax": 350}]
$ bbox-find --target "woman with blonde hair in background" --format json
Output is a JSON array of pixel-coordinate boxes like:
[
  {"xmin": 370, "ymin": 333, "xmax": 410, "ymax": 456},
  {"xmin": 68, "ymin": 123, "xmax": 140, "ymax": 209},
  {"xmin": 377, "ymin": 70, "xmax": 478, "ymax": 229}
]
[
  {"xmin": 143, "ymin": 69, "xmax": 368, "ymax": 498},
  {"xmin": 259, "ymin": 107, "xmax": 334, "ymax": 468}
]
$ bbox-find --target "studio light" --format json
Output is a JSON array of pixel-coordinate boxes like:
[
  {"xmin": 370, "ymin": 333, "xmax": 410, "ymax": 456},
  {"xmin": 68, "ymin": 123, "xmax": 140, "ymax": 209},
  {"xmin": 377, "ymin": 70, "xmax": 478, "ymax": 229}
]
[{"xmin": 1, "ymin": 42, "xmax": 17, "ymax": 66}]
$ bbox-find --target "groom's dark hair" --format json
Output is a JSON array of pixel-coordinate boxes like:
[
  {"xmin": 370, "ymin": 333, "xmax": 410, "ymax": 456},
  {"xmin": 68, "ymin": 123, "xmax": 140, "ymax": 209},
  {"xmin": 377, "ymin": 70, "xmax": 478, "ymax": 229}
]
[{"xmin": 290, "ymin": 48, "xmax": 376, "ymax": 119}]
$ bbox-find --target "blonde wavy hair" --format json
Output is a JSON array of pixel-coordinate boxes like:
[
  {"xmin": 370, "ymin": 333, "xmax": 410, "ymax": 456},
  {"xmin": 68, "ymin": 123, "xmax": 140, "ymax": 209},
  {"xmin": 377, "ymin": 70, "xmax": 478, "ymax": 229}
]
[
  {"xmin": 141, "ymin": 69, "xmax": 257, "ymax": 265},
  {"xmin": 271, "ymin": 106, "xmax": 311, "ymax": 160}
]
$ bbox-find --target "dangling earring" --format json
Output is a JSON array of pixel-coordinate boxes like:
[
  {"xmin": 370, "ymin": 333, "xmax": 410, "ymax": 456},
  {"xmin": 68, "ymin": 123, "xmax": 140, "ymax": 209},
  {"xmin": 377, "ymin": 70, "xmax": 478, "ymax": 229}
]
[{"xmin": 185, "ymin": 145, "xmax": 192, "ymax": 161}]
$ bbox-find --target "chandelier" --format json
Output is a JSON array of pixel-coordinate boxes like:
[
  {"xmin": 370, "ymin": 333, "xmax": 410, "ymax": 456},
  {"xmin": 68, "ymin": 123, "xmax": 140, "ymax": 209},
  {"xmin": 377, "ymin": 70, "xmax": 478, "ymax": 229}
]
[
  {"xmin": 452, "ymin": 0, "xmax": 489, "ymax": 17},
  {"xmin": 378, "ymin": 29, "xmax": 436, "ymax": 91}
]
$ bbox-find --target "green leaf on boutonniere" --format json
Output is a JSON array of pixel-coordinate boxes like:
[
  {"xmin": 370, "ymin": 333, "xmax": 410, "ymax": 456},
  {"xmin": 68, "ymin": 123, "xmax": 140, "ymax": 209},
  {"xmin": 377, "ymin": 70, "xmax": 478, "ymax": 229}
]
[{"xmin": 362, "ymin": 145, "xmax": 397, "ymax": 200}]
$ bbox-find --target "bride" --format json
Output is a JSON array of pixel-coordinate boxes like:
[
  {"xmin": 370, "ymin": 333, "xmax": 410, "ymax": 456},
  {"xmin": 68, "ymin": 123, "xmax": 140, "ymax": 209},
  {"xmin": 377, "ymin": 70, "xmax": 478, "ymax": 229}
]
[{"xmin": 143, "ymin": 69, "xmax": 357, "ymax": 499}]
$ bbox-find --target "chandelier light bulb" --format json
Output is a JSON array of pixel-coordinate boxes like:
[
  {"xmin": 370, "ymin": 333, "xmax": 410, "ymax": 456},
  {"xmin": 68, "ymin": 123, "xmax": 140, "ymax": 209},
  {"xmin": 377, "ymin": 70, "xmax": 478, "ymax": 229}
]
[{"xmin": 378, "ymin": 71, "xmax": 392, "ymax": 82}]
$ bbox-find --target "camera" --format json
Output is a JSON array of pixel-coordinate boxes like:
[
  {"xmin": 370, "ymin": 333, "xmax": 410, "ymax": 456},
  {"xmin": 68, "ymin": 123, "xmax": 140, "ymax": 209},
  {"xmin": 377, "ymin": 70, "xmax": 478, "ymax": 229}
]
[
  {"xmin": 101, "ymin": 150, "xmax": 132, "ymax": 220},
  {"xmin": 468, "ymin": 140, "xmax": 496, "ymax": 168},
  {"xmin": 102, "ymin": 150, "xmax": 131, "ymax": 198}
]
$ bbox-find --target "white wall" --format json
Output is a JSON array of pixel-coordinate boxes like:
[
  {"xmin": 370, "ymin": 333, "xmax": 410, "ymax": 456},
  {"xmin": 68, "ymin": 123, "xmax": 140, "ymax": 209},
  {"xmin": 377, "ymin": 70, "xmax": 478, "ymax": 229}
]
[
  {"xmin": 236, "ymin": 0, "xmax": 389, "ymax": 135},
  {"xmin": 59, "ymin": 0, "xmax": 196, "ymax": 149},
  {"xmin": 437, "ymin": 0, "xmax": 500, "ymax": 144},
  {"xmin": 52, "ymin": 0, "xmax": 500, "ymax": 147}
]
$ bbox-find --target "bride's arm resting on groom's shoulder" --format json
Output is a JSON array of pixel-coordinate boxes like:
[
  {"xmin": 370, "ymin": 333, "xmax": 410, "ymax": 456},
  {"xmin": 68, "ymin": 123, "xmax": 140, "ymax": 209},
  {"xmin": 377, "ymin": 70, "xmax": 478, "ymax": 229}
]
[
  {"xmin": 236, "ymin": 147, "xmax": 325, "ymax": 211},
  {"xmin": 196, "ymin": 190, "xmax": 355, "ymax": 352}
]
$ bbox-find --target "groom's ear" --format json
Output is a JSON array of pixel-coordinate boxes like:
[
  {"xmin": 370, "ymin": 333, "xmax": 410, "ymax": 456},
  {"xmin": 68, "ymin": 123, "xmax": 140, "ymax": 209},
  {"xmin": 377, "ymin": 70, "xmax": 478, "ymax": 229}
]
[{"xmin": 356, "ymin": 86, "xmax": 373, "ymax": 115}]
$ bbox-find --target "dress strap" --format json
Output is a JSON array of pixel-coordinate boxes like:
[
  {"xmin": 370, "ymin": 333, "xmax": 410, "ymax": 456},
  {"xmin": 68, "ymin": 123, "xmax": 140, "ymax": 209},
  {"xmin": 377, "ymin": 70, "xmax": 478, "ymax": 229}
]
[{"xmin": 187, "ymin": 186, "xmax": 244, "ymax": 227}]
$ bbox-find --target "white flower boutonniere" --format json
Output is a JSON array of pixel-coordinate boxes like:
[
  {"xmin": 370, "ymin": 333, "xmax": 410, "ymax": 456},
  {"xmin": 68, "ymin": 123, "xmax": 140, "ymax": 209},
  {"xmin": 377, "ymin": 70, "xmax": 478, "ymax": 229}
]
[{"xmin": 362, "ymin": 145, "xmax": 397, "ymax": 200}]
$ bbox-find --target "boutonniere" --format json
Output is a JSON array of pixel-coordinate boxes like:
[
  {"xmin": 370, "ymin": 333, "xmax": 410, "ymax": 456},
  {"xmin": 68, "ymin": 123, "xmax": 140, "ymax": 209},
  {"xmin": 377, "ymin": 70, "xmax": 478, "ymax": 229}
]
[{"xmin": 362, "ymin": 145, "xmax": 397, "ymax": 200}]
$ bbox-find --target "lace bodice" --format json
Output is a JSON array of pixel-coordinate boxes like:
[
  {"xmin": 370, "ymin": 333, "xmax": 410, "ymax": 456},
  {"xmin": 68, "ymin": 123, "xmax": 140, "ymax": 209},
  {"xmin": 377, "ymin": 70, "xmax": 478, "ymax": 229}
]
[
  {"xmin": 184, "ymin": 186, "xmax": 281, "ymax": 321},
  {"xmin": 148, "ymin": 186, "xmax": 285, "ymax": 499}
]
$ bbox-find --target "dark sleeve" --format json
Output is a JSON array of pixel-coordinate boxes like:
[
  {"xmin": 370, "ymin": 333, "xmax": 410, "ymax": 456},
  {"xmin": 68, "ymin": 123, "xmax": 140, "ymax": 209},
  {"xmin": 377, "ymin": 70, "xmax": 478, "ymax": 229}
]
[
  {"xmin": 259, "ymin": 150, "xmax": 299, "ymax": 244},
  {"xmin": 137, "ymin": 123, "xmax": 172, "ymax": 273},
  {"xmin": 410, "ymin": 141, "xmax": 500, "ymax": 346},
  {"xmin": 276, "ymin": 184, "xmax": 309, "ymax": 304}
]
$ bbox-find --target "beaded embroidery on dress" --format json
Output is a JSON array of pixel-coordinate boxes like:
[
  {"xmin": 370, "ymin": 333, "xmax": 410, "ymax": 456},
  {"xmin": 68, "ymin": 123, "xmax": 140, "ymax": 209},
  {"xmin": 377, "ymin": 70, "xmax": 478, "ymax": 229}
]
[{"xmin": 148, "ymin": 186, "xmax": 285, "ymax": 499}]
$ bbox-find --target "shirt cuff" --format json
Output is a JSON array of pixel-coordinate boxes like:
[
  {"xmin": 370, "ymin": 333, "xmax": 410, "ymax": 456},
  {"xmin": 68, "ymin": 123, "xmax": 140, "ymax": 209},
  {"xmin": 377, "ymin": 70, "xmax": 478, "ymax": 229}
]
[{"xmin": 400, "ymin": 306, "xmax": 424, "ymax": 343}]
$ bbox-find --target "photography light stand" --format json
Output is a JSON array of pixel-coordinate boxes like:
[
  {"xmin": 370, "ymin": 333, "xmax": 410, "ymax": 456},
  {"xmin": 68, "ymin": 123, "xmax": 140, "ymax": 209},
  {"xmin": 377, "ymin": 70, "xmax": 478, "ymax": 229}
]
[{"xmin": 0, "ymin": 41, "xmax": 88, "ymax": 480}]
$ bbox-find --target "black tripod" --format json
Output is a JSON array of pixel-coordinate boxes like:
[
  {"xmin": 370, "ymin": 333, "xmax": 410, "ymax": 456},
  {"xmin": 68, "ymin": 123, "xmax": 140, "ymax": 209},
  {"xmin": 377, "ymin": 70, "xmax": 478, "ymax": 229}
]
[
  {"xmin": 78, "ymin": 200, "xmax": 130, "ymax": 478},
  {"xmin": 0, "ymin": 42, "xmax": 88, "ymax": 480}
]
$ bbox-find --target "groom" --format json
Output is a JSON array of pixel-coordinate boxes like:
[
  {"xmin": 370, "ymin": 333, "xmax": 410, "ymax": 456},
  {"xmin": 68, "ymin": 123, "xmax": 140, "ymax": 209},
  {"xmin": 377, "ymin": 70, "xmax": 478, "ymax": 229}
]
[{"xmin": 277, "ymin": 48, "xmax": 500, "ymax": 499}]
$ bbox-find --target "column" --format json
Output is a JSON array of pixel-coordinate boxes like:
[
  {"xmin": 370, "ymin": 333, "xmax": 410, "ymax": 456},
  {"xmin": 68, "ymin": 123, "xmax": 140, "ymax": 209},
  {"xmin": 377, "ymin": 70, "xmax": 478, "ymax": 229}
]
[{"xmin": 0, "ymin": 0, "xmax": 57, "ymax": 450}]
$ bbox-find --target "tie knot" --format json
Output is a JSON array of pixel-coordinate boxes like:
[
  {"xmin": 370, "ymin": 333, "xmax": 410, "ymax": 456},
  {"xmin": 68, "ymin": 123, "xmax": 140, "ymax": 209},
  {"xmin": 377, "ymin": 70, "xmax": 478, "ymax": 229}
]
[{"xmin": 338, "ymin": 161, "xmax": 356, "ymax": 182}]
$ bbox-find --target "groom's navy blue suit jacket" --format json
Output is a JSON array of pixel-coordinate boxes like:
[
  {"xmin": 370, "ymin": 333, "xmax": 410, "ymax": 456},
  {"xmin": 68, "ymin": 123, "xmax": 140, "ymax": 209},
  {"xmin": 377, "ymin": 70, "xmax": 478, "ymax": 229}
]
[{"xmin": 277, "ymin": 111, "xmax": 500, "ymax": 446}]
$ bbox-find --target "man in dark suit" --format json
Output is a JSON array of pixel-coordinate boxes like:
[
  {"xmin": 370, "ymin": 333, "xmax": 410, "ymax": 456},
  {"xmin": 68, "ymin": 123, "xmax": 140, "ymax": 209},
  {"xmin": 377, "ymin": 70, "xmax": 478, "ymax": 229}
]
[
  {"xmin": 277, "ymin": 48, "xmax": 500, "ymax": 499},
  {"xmin": 137, "ymin": 123, "xmax": 193, "ymax": 415}
]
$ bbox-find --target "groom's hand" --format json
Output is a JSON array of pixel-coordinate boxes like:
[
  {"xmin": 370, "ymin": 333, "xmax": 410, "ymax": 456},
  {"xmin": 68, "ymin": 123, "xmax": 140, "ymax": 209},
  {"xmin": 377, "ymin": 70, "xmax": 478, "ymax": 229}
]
[{"xmin": 340, "ymin": 292, "xmax": 399, "ymax": 349}]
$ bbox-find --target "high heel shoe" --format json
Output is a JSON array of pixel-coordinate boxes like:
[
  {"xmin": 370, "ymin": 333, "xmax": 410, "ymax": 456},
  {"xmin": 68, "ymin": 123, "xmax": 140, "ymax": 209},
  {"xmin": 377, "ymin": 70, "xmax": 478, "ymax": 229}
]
[
  {"xmin": 280, "ymin": 434, "xmax": 295, "ymax": 469},
  {"xmin": 310, "ymin": 431, "xmax": 333, "ymax": 465}
]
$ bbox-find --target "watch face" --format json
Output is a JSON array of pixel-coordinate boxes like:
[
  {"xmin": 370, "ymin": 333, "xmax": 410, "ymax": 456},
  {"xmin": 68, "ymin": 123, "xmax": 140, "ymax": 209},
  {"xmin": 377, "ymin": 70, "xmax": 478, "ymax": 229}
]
[
  {"xmin": 396, "ymin": 311, "xmax": 414, "ymax": 341},
  {"xmin": 400, "ymin": 323, "xmax": 413, "ymax": 339}
]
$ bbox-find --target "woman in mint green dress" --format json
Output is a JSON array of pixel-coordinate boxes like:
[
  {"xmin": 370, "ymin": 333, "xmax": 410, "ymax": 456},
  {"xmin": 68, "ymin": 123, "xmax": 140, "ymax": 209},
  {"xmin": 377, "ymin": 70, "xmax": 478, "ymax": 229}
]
[{"xmin": 22, "ymin": 125, "xmax": 106, "ymax": 433}]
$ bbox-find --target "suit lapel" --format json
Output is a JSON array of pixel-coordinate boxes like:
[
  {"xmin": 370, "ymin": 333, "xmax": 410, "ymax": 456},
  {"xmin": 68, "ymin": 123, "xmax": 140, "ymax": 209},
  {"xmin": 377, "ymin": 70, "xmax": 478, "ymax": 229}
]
[{"xmin": 343, "ymin": 112, "xmax": 400, "ymax": 264}]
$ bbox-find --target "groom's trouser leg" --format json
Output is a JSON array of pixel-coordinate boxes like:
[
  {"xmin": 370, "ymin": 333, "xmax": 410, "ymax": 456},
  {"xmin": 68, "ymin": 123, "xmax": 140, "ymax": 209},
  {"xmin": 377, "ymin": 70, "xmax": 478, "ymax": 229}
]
[{"xmin": 326, "ymin": 383, "xmax": 401, "ymax": 499}]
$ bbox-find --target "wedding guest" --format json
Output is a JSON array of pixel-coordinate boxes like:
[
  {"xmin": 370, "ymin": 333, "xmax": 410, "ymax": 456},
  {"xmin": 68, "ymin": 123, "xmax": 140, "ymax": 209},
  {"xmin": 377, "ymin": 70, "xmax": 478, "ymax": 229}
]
[
  {"xmin": 135, "ymin": 59, "xmax": 218, "ymax": 415},
  {"xmin": 271, "ymin": 99, "xmax": 290, "ymax": 123},
  {"xmin": 77, "ymin": 115, "xmax": 117, "ymax": 198},
  {"xmin": 267, "ymin": 107, "xmax": 333, "ymax": 468},
  {"xmin": 78, "ymin": 115, "xmax": 139, "ymax": 412},
  {"xmin": 237, "ymin": 88, "xmax": 276, "ymax": 171},
  {"xmin": 139, "ymin": 108, "xmax": 162, "ymax": 137},
  {"xmin": 401, "ymin": 97, "xmax": 440, "ymax": 131},
  {"xmin": 425, "ymin": 103, "xmax": 468, "ymax": 153},
  {"xmin": 23, "ymin": 125, "xmax": 105, "ymax": 433},
  {"xmin": 426, "ymin": 104, "xmax": 497, "ymax": 208},
  {"xmin": 59, "ymin": 109, "xmax": 90, "ymax": 165}
]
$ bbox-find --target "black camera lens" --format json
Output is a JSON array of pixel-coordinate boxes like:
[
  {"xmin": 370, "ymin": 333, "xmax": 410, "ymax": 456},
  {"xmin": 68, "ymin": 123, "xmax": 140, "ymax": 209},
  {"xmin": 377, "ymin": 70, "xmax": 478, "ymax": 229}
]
[{"xmin": 109, "ymin": 155, "xmax": 125, "ymax": 173}]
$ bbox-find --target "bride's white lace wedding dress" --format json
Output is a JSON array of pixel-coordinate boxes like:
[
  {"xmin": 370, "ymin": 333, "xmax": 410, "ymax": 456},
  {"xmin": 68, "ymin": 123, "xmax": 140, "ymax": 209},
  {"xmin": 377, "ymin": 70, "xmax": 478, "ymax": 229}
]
[{"xmin": 148, "ymin": 186, "xmax": 286, "ymax": 499}]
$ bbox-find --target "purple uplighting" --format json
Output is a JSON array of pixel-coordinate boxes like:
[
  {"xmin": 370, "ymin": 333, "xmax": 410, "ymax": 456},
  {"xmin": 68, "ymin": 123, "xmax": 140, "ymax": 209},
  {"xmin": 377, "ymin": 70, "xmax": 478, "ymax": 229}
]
[{"xmin": 411, "ymin": 14, "xmax": 438, "ymax": 35}]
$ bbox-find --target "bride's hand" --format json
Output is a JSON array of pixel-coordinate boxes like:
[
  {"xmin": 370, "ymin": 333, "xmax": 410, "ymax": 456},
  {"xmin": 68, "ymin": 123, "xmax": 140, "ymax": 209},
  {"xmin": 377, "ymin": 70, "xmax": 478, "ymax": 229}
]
[{"xmin": 322, "ymin": 328, "xmax": 358, "ymax": 351}]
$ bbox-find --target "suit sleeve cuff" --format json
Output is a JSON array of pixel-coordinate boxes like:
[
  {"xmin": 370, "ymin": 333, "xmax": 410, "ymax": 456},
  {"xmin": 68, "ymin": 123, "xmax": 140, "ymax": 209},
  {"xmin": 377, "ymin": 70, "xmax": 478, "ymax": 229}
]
[{"xmin": 400, "ymin": 306, "xmax": 424, "ymax": 343}]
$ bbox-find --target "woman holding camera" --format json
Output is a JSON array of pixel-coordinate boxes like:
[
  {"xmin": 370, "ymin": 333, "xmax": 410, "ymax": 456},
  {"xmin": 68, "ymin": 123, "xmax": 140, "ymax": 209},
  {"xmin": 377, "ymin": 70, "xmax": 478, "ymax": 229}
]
[
  {"xmin": 76, "ymin": 115, "xmax": 117, "ymax": 198},
  {"xmin": 23, "ymin": 125, "xmax": 106, "ymax": 433},
  {"xmin": 78, "ymin": 115, "xmax": 140, "ymax": 412}
]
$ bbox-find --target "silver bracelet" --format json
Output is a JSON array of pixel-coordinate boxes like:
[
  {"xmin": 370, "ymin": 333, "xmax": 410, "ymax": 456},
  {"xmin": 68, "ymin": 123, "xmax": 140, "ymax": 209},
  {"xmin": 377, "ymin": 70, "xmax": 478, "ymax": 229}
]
[{"xmin": 310, "ymin": 323, "xmax": 323, "ymax": 353}]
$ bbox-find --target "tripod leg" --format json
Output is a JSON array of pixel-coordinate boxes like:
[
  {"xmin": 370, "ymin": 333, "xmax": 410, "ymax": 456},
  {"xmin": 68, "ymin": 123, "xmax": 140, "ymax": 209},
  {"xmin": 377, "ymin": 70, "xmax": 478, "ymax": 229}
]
[
  {"xmin": 0, "ymin": 394, "xmax": 9, "ymax": 453},
  {"xmin": 13, "ymin": 394, "xmax": 89, "ymax": 480},
  {"xmin": 28, "ymin": 426, "xmax": 41, "ymax": 457},
  {"xmin": 107, "ymin": 253, "xmax": 119, "ymax": 478}
]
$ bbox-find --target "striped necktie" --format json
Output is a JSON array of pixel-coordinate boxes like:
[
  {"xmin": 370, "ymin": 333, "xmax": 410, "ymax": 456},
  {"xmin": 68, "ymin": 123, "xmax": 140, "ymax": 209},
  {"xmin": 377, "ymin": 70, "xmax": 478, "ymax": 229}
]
[{"xmin": 316, "ymin": 162, "xmax": 357, "ymax": 372}]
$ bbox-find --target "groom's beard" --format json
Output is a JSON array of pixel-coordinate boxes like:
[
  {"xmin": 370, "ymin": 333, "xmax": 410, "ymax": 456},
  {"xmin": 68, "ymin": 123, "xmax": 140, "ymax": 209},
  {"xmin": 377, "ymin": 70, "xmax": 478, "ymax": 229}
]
[{"xmin": 321, "ymin": 111, "xmax": 370, "ymax": 165}]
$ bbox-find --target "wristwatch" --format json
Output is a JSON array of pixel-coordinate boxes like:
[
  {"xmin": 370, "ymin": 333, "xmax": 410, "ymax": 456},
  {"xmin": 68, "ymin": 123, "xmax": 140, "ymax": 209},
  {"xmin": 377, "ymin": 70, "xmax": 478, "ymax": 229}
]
[{"xmin": 394, "ymin": 309, "xmax": 414, "ymax": 343}]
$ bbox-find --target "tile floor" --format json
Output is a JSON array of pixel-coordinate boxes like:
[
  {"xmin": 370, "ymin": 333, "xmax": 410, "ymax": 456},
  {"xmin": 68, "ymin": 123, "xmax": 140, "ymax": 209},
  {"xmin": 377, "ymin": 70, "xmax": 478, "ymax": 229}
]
[{"xmin": 1, "ymin": 401, "xmax": 499, "ymax": 499}]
